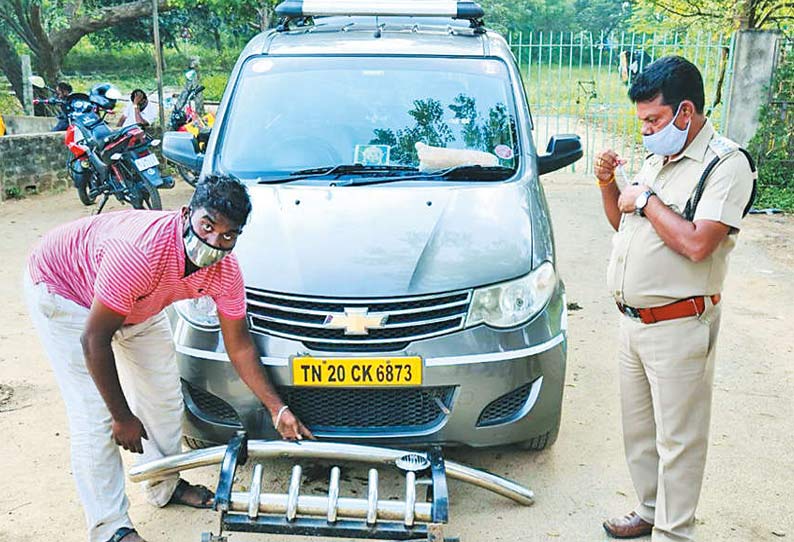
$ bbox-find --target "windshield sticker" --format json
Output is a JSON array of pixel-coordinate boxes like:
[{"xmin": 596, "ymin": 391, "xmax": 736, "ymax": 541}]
[
  {"xmin": 494, "ymin": 144, "xmax": 514, "ymax": 160},
  {"xmin": 354, "ymin": 144, "xmax": 391, "ymax": 166}
]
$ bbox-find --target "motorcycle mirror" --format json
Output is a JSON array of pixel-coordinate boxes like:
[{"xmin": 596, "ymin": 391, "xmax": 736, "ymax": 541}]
[
  {"xmin": 111, "ymin": 153, "xmax": 123, "ymax": 161},
  {"xmin": 150, "ymin": 139, "xmax": 161, "ymax": 147},
  {"xmin": 28, "ymin": 76, "xmax": 46, "ymax": 89}
]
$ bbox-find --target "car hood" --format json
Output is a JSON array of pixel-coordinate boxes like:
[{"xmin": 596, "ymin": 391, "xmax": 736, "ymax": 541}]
[{"xmin": 234, "ymin": 182, "xmax": 533, "ymax": 297}]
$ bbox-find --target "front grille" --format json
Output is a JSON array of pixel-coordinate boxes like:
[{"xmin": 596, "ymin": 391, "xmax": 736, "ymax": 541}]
[
  {"xmin": 182, "ymin": 380, "xmax": 242, "ymax": 427},
  {"xmin": 277, "ymin": 386, "xmax": 456, "ymax": 433},
  {"xmin": 246, "ymin": 289, "xmax": 471, "ymax": 349},
  {"xmin": 302, "ymin": 341, "xmax": 410, "ymax": 353},
  {"xmin": 476, "ymin": 380, "xmax": 536, "ymax": 427}
]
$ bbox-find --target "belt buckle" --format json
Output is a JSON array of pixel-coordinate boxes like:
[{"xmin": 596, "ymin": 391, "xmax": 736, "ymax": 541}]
[
  {"xmin": 690, "ymin": 297, "xmax": 703, "ymax": 317},
  {"xmin": 621, "ymin": 304, "xmax": 641, "ymax": 320}
]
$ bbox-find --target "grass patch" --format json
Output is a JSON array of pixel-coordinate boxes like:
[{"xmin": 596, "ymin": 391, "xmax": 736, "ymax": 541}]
[
  {"xmin": 513, "ymin": 35, "xmax": 733, "ymax": 173},
  {"xmin": 61, "ymin": 41, "xmax": 236, "ymax": 102}
]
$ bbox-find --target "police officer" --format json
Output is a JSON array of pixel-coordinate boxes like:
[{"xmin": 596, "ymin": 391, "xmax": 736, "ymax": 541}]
[{"xmin": 595, "ymin": 56, "xmax": 755, "ymax": 541}]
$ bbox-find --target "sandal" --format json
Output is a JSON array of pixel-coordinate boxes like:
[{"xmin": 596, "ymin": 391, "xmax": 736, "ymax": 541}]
[
  {"xmin": 167, "ymin": 478, "xmax": 215, "ymax": 509},
  {"xmin": 106, "ymin": 527, "xmax": 138, "ymax": 542}
]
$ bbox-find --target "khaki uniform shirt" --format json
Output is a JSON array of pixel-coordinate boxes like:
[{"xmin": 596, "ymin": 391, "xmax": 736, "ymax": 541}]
[{"xmin": 606, "ymin": 120, "xmax": 755, "ymax": 308}]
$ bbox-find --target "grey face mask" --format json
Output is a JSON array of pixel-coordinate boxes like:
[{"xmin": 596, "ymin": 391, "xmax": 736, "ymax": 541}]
[
  {"xmin": 642, "ymin": 103, "xmax": 690, "ymax": 156},
  {"xmin": 183, "ymin": 219, "xmax": 232, "ymax": 268}
]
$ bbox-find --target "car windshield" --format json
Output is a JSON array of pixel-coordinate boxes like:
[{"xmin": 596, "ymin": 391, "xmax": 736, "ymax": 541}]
[{"xmin": 219, "ymin": 56, "xmax": 520, "ymax": 178}]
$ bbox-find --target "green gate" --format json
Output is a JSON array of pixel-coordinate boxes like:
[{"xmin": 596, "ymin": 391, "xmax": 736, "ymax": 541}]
[{"xmin": 508, "ymin": 31, "xmax": 736, "ymax": 175}]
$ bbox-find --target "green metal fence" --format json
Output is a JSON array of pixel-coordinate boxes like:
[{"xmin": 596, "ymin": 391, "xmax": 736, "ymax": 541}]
[{"xmin": 508, "ymin": 31, "xmax": 736, "ymax": 175}]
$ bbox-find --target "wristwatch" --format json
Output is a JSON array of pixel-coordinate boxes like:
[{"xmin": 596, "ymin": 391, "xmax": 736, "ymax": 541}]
[{"xmin": 634, "ymin": 189, "xmax": 655, "ymax": 216}]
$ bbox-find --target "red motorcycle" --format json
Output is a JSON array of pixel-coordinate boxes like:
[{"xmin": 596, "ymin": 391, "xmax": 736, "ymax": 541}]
[{"xmin": 34, "ymin": 81, "xmax": 172, "ymax": 212}]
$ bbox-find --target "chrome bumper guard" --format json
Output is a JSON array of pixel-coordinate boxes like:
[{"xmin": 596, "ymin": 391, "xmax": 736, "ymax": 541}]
[{"xmin": 129, "ymin": 433, "xmax": 534, "ymax": 541}]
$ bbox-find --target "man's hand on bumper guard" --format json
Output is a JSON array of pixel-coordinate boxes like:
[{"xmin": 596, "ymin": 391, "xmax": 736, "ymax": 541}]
[{"xmin": 273, "ymin": 406, "xmax": 314, "ymax": 441}]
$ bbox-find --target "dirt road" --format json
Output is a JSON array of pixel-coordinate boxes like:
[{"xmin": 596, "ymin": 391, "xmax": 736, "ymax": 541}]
[{"xmin": 0, "ymin": 174, "xmax": 792, "ymax": 542}]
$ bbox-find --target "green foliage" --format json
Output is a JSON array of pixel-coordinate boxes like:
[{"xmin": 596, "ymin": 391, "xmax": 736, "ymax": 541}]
[
  {"xmin": 0, "ymin": 91, "xmax": 23, "ymax": 115},
  {"xmin": 201, "ymin": 74, "xmax": 229, "ymax": 102},
  {"xmin": 60, "ymin": 40, "xmax": 235, "ymax": 102},
  {"xmin": 628, "ymin": 0, "xmax": 794, "ymax": 33},
  {"xmin": 748, "ymin": 46, "xmax": 794, "ymax": 211},
  {"xmin": 63, "ymin": 40, "xmax": 239, "ymax": 75},
  {"xmin": 4, "ymin": 185, "xmax": 23, "ymax": 199},
  {"xmin": 481, "ymin": 0, "xmax": 630, "ymax": 35}
]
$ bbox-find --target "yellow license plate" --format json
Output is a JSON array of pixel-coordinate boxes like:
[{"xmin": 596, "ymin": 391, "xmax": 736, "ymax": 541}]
[{"xmin": 292, "ymin": 357, "xmax": 423, "ymax": 387}]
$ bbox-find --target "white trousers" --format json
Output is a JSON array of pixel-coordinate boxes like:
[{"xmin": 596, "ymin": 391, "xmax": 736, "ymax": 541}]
[
  {"xmin": 619, "ymin": 301, "xmax": 721, "ymax": 542},
  {"xmin": 24, "ymin": 272, "xmax": 183, "ymax": 542}
]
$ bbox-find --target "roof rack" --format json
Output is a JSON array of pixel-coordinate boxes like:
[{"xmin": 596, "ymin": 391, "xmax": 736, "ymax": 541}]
[{"xmin": 274, "ymin": 1, "xmax": 485, "ymax": 33}]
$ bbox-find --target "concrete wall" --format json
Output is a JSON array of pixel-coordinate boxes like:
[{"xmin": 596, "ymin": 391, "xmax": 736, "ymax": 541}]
[
  {"xmin": 0, "ymin": 127, "xmax": 171, "ymax": 201},
  {"xmin": 725, "ymin": 30, "xmax": 781, "ymax": 147},
  {"xmin": 0, "ymin": 133, "xmax": 70, "ymax": 199},
  {"xmin": 2, "ymin": 115, "xmax": 59, "ymax": 135}
]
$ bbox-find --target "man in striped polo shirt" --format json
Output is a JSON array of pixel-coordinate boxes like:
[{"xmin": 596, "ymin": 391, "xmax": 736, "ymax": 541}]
[{"xmin": 25, "ymin": 175, "xmax": 312, "ymax": 542}]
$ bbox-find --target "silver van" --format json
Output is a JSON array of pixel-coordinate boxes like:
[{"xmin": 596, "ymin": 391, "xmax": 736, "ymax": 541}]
[{"xmin": 164, "ymin": 1, "xmax": 582, "ymax": 450}]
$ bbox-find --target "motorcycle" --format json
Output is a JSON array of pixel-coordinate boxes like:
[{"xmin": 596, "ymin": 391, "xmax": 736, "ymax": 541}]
[
  {"xmin": 31, "ymin": 77, "xmax": 173, "ymax": 213},
  {"xmin": 168, "ymin": 83, "xmax": 213, "ymax": 186}
]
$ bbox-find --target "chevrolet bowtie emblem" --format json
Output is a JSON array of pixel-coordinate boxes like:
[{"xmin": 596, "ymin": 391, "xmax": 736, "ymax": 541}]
[{"xmin": 323, "ymin": 307, "xmax": 388, "ymax": 335}]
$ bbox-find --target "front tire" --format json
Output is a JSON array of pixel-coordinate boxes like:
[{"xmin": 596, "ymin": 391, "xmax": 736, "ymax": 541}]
[
  {"xmin": 69, "ymin": 158, "xmax": 96, "ymax": 206},
  {"xmin": 129, "ymin": 178, "xmax": 162, "ymax": 210},
  {"xmin": 75, "ymin": 177, "xmax": 97, "ymax": 206}
]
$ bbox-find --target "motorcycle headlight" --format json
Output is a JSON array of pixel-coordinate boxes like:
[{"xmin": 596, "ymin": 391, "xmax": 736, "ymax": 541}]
[
  {"xmin": 466, "ymin": 262, "xmax": 557, "ymax": 328},
  {"xmin": 173, "ymin": 296, "xmax": 220, "ymax": 330}
]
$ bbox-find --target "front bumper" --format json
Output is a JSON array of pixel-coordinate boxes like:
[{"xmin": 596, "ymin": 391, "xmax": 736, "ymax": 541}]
[{"xmin": 172, "ymin": 292, "xmax": 567, "ymax": 448}]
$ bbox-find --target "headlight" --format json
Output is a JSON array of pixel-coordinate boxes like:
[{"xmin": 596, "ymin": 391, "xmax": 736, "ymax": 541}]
[
  {"xmin": 466, "ymin": 262, "xmax": 556, "ymax": 328},
  {"xmin": 173, "ymin": 296, "xmax": 220, "ymax": 330}
]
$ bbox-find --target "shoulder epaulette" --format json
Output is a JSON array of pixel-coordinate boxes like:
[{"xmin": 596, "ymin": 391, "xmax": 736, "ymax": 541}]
[{"xmin": 708, "ymin": 135, "xmax": 739, "ymax": 159}]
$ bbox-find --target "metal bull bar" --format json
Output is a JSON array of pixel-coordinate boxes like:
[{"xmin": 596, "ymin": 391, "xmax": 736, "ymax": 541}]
[{"xmin": 130, "ymin": 433, "xmax": 534, "ymax": 541}]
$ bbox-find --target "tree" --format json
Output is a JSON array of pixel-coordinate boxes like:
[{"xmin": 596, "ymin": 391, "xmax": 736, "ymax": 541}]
[
  {"xmin": 629, "ymin": 0, "xmax": 794, "ymax": 33},
  {"xmin": 574, "ymin": 0, "xmax": 632, "ymax": 35},
  {"xmin": 0, "ymin": 0, "xmax": 176, "ymax": 109}
]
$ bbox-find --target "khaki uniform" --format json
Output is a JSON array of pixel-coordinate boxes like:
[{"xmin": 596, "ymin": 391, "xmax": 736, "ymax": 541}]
[{"xmin": 606, "ymin": 120, "xmax": 754, "ymax": 542}]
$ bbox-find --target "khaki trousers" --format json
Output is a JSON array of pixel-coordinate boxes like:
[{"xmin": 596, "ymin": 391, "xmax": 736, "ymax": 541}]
[
  {"xmin": 619, "ymin": 301, "xmax": 721, "ymax": 542},
  {"xmin": 24, "ymin": 272, "xmax": 183, "ymax": 542}
]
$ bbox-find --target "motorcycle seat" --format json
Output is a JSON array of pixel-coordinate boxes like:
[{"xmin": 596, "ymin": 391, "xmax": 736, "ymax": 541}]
[{"xmin": 97, "ymin": 125, "xmax": 139, "ymax": 151}]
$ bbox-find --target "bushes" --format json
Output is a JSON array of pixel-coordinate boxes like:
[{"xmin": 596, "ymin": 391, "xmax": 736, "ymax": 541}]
[
  {"xmin": 60, "ymin": 41, "xmax": 234, "ymax": 103},
  {"xmin": 200, "ymin": 74, "xmax": 229, "ymax": 102},
  {"xmin": 748, "ymin": 44, "xmax": 794, "ymax": 211}
]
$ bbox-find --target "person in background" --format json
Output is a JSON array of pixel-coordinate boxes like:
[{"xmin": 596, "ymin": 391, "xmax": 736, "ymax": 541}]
[
  {"xmin": 52, "ymin": 81, "xmax": 73, "ymax": 131},
  {"xmin": 118, "ymin": 89, "xmax": 157, "ymax": 128}
]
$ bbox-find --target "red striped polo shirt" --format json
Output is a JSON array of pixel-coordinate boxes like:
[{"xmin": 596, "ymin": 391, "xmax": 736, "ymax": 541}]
[{"xmin": 27, "ymin": 210, "xmax": 246, "ymax": 324}]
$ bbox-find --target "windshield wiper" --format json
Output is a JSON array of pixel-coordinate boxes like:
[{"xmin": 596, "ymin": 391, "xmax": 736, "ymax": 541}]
[
  {"xmin": 257, "ymin": 164, "xmax": 419, "ymax": 184},
  {"xmin": 339, "ymin": 164, "xmax": 517, "ymax": 187}
]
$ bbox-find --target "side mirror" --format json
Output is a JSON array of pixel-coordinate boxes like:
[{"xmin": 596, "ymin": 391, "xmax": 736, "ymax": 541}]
[
  {"xmin": 537, "ymin": 134, "xmax": 583, "ymax": 175},
  {"xmin": 28, "ymin": 75, "xmax": 46, "ymax": 89},
  {"xmin": 163, "ymin": 131, "xmax": 204, "ymax": 172}
]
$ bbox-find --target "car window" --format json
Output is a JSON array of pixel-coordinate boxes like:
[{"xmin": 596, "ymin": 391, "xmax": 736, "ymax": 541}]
[{"xmin": 219, "ymin": 56, "xmax": 519, "ymax": 178}]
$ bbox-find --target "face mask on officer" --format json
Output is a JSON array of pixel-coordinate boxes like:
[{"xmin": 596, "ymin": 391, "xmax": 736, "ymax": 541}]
[
  {"xmin": 183, "ymin": 208, "xmax": 237, "ymax": 268},
  {"xmin": 642, "ymin": 102, "xmax": 690, "ymax": 156}
]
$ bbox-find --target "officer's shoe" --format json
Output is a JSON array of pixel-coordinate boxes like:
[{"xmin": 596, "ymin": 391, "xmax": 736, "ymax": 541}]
[{"xmin": 603, "ymin": 511, "xmax": 653, "ymax": 539}]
